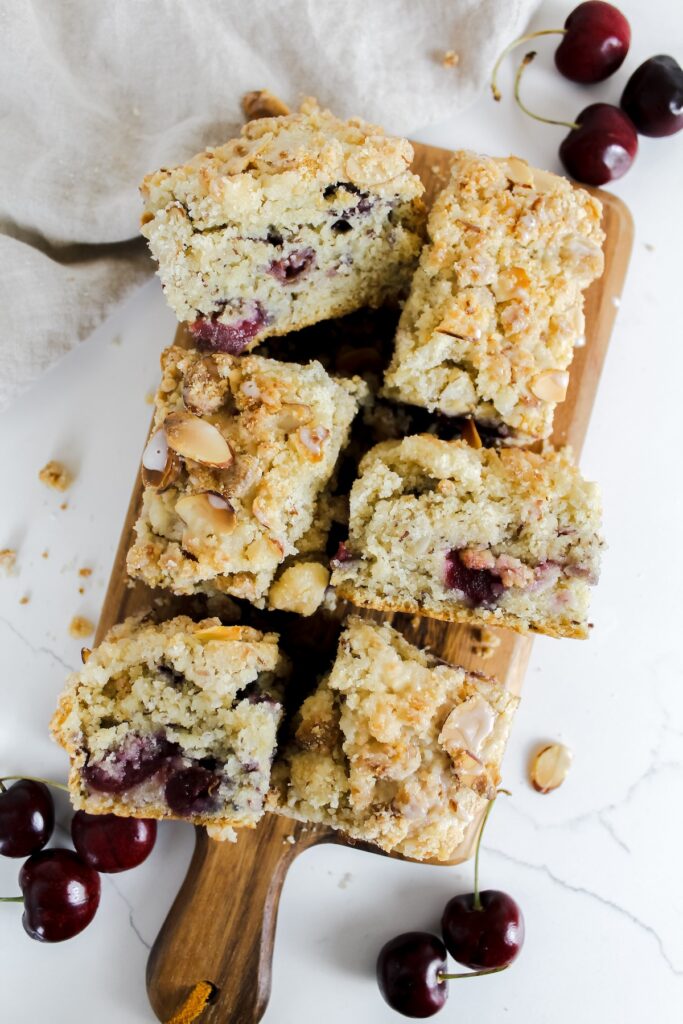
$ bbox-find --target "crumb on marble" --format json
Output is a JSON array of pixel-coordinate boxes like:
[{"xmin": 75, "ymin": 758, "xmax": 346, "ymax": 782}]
[
  {"xmin": 78, "ymin": 587, "xmax": 85, "ymax": 595},
  {"xmin": 0, "ymin": 548, "xmax": 18, "ymax": 577},
  {"xmin": 41, "ymin": 550, "xmax": 49, "ymax": 559},
  {"xmin": 60, "ymin": 502, "xmax": 68, "ymax": 511},
  {"xmin": 144, "ymin": 390, "xmax": 155, "ymax": 405},
  {"xmin": 19, "ymin": 594, "xmax": 30, "ymax": 605},
  {"xmin": 68, "ymin": 615, "xmax": 95, "ymax": 639},
  {"xmin": 78, "ymin": 567, "xmax": 93, "ymax": 578},
  {"xmin": 442, "ymin": 50, "xmax": 460, "ymax": 68},
  {"xmin": 338, "ymin": 872, "xmax": 353, "ymax": 889},
  {"xmin": 39, "ymin": 460, "xmax": 73, "ymax": 492},
  {"xmin": 643, "ymin": 242, "xmax": 655, "ymax": 252}
]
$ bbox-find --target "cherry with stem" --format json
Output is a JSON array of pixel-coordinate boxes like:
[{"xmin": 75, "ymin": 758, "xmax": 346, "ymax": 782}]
[
  {"xmin": 510, "ymin": 51, "xmax": 638, "ymax": 186},
  {"xmin": 442, "ymin": 790, "xmax": 524, "ymax": 971}
]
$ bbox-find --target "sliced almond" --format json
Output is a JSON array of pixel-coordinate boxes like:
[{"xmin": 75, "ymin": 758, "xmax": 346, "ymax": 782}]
[
  {"xmin": 80, "ymin": 647, "xmax": 92, "ymax": 664},
  {"xmin": 530, "ymin": 370, "xmax": 570, "ymax": 404},
  {"xmin": 164, "ymin": 412, "xmax": 233, "ymax": 468},
  {"xmin": 141, "ymin": 428, "xmax": 181, "ymax": 490},
  {"xmin": 460, "ymin": 418, "xmax": 482, "ymax": 449},
  {"xmin": 276, "ymin": 402, "xmax": 313, "ymax": 433},
  {"xmin": 438, "ymin": 695, "xmax": 496, "ymax": 759},
  {"xmin": 530, "ymin": 742, "xmax": 573, "ymax": 794},
  {"xmin": 194, "ymin": 624, "xmax": 263, "ymax": 643},
  {"xmin": 292, "ymin": 425, "xmax": 330, "ymax": 462},
  {"xmin": 175, "ymin": 492, "xmax": 236, "ymax": 536},
  {"xmin": 502, "ymin": 156, "xmax": 534, "ymax": 187}
]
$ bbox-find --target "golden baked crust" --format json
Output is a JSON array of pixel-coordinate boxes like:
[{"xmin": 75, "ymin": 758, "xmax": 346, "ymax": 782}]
[
  {"xmin": 126, "ymin": 346, "xmax": 363, "ymax": 605},
  {"xmin": 268, "ymin": 617, "xmax": 518, "ymax": 861},
  {"xmin": 330, "ymin": 435, "xmax": 603, "ymax": 639},
  {"xmin": 382, "ymin": 152, "xmax": 605, "ymax": 441},
  {"xmin": 51, "ymin": 615, "xmax": 288, "ymax": 838},
  {"xmin": 141, "ymin": 98, "xmax": 425, "ymax": 351}
]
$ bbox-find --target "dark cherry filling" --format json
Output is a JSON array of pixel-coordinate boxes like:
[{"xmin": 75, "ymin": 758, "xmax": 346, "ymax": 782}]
[
  {"xmin": 331, "ymin": 219, "xmax": 353, "ymax": 233},
  {"xmin": 266, "ymin": 228, "xmax": 284, "ymax": 246},
  {"xmin": 165, "ymin": 767, "xmax": 221, "ymax": 816},
  {"xmin": 190, "ymin": 303, "xmax": 268, "ymax": 354},
  {"xmin": 331, "ymin": 540, "xmax": 355, "ymax": 565},
  {"xmin": 268, "ymin": 247, "xmax": 316, "ymax": 284},
  {"xmin": 444, "ymin": 551, "xmax": 504, "ymax": 607},
  {"xmin": 241, "ymin": 683, "xmax": 279, "ymax": 707},
  {"xmin": 83, "ymin": 735, "xmax": 179, "ymax": 794},
  {"xmin": 323, "ymin": 181, "xmax": 362, "ymax": 199},
  {"xmin": 156, "ymin": 662, "xmax": 185, "ymax": 687}
]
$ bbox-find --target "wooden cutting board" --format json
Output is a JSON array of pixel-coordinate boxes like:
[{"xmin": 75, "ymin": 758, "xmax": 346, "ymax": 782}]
[{"xmin": 94, "ymin": 141, "xmax": 633, "ymax": 1024}]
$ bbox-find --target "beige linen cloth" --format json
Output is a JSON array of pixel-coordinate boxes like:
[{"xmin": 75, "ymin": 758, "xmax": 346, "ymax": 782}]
[{"xmin": 0, "ymin": 0, "xmax": 539, "ymax": 410}]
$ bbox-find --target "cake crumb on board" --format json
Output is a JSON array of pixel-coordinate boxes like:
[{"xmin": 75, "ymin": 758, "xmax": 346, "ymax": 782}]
[{"xmin": 0, "ymin": 548, "xmax": 17, "ymax": 577}]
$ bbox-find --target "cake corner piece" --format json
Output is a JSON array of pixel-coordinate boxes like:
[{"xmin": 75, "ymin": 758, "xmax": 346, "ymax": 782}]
[
  {"xmin": 382, "ymin": 150, "xmax": 605, "ymax": 442},
  {"xmin": 51, "ymin": 614, "xmax": 288, "ymax": 837},
  {"xmin": 140, "ymin": 98, "xmax": 426, "ymax": 354},
  {"xmin": 268, "ymin": 616, "xmax": 518, "ymax": 862}
]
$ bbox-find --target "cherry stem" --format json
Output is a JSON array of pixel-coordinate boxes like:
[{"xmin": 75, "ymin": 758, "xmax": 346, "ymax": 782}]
[
  {"xmin": 0, "ymin": 775, "xmax": 68, "ymax": 793},
  {"xmin": 473, "ymin": 788, "xmax": 511, "ymax": 912},
  {"xmin": 491, "ymin": 28, "xmax": 565, "ymax": 100},
  {"xmin": 0, "ymin": 897, "xmax": 23, "ymax": 903},
  {"xmin": 514, "ymin": 52, "xmax": 580, "ymax": 130},
  {"xmin": 438, "ymin": 965, "xmax": 509, "ymax": 981}
]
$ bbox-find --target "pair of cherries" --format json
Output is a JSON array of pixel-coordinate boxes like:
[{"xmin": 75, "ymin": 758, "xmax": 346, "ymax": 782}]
[
  {"xmin": 377, "ymin": 796, "xmax": 524, "ymax": 1018},
  {"xmin": 0, "ymin": 776, "xmax": 156, "ymax": 942},
  {"xmin": 493, "ymin": 1, "xmax": 683, "ymax": 185}
]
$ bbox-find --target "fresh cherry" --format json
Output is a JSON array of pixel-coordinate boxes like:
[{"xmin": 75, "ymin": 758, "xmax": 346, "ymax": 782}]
[
  {"xmin": 555, "ymin": 2, "xmax": 630, "ymax": 83},
  {"xmin": 377, "ymin": 932, "xmax": 448, "ymax": 1018},
  {"xmin": 559, "ymin": 103, "xmax": 638, "ymax": 185},
  {"xmin": 491, "ymin": 2, "xmax": 630, "ymax": 101},
  {"xmin": 441, "ymin": 795, "xmax": 524, "ymax": 971},
  {"xmin": 17, "ymin": 849, "xmax": 101, "ymax": 942},
  {"xmin": 442, "ymin": 890, "xmax": 524, "ymax": 971},
  {"xmin": 376, "ymin": 931, "xmax": 508, "ymax": 1018},
  {"xmin": 0, "ymin": 778, "xmax": 55, "ymax": 858},
  {"xmin": 71, "ymin": 811, "xmax": 157, "ymax": 873},
  {"xmin": 621, "ymin": 56, "xmax": 683, "ymax": 137}
]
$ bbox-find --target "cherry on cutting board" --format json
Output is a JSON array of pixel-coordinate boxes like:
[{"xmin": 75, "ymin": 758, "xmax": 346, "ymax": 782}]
[
  {"xmin": 442, "ymin": 795, "xmax": 524, "ymax": 971},
  {"xmin": 0, "ymin": 778, "xmax": 56, "ymax": 858},
  {"xmin": 71, "ymin": 811, "xmax": 157, "ymax": 873},
  {"xmin": 555, "ymin": 2, "xmax": 631, "ymax": 83},
  {"xmin": 14, "ymin": 849, "xmax": 101, "ymax": 942},
  {"xmin": 559, "ymin": 102, "xmax": 638, "ymax": 185},
  {"xmin": 621, "ymin": 56, "xmax": 683, "ymax": 136}
]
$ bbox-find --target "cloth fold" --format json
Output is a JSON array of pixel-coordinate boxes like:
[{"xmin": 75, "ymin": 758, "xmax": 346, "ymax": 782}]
[{"xmin": 0, "ymin": 0, "xmax": 539, "ymax": 409}]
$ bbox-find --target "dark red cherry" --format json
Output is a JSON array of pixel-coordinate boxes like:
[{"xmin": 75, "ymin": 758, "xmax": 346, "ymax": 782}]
[
  {"xmin": 268, "ymin": 247, "xmax": 316, "ymax": 284},
  {"xmin": 190, "ymin": 302, "xmax": 268, "ymax": 354},
  {"xmin": 444, "ymin": 551, "xmax": 502, "ymax": 606},
  {"xmin": 71, "ymin": 811, "xmax": 157, "ymax": 873},
  {"xmin": 165, "ymin": 767, "xmax": 220, "ymax": 817},
  {"xmin": 559, "ymin": 103, "xmax": 638, "ymax": 185},
  {"xmin": 377, "ymin": 932, "xmax": 448, "ymax": 1018},
  {"xmin": 0, "ymin": 780, "xmax": 54, "ymax": 858},
  {"xmin": 19, "ymin": 849, "xmax": 101, "ymax": 942},
  {"xmin": 555, "ymin": 2, "xmax": 630, "ymax": 83},
  {"xmin": 621, "ymin": 56, "xmax": 683, "ymax": 137},
  {"xmin": 83, "ymin": 734, "xmax": 177, "ymax": 794},
  {"xmin": 442, "ymin": 890, "xmax": 524, "ymax": 970}
]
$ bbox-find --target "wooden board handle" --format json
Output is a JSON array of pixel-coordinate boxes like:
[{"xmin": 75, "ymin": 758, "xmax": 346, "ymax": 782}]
[{"xmin": 147, "ymin": 815, "xmax": 329, "ymax": 1024}]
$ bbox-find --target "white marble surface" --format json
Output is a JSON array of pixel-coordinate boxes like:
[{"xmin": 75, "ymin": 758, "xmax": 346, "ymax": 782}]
[{"xmin": 2, "ymin": 2, "xmax": 682, "ymax": 1020}]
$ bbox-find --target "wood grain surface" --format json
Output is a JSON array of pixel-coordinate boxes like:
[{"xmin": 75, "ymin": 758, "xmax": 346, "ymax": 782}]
[{"xmin": 93, "ymin": 141, "xmax": 633, "ymax": 1024}]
